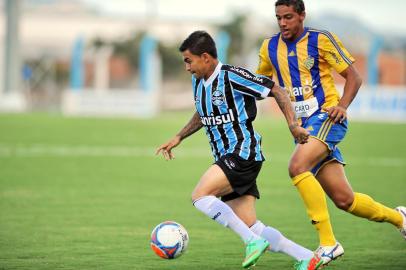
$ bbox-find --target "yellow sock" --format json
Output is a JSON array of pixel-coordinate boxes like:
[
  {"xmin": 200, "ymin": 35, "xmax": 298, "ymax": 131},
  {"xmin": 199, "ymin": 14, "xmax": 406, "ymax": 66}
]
[
  {"xmin": 348, "ymin": 193, "xmax": 403, "ymax": 228},
  {"xmin": 293, "ymin": 171, "xmax": 336, "ymax": 246}
]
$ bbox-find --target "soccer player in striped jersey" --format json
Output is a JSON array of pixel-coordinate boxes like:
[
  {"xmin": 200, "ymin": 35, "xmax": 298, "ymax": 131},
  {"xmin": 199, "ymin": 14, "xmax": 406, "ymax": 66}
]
[
  {"xmin": 156, "ymin": 31, "xmax": 322, "ymax": 270},
  {"xmin": 256, "ymin": 0, "xmax": 406, "ymax": 265}
]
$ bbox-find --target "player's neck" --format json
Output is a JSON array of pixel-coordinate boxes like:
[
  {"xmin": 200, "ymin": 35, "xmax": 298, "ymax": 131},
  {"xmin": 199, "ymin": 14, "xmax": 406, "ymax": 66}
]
[
  {"xmin": 204, "ymin": 60, "xmax": 219, "ymax": 81},
  {"xmin": 288, "ymin": 26, "xmax": 305, "ymax": 42}
]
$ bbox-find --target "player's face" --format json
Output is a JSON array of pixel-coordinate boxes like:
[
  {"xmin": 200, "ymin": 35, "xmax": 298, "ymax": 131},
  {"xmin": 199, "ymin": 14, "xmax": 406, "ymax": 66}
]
[
  {"xmin": 182, "ymin": 50, "xmax": 210, "ymax": 79},
  {"xmin": 275, "ymin": 5, "xmax": 305, "ymax": 41}
]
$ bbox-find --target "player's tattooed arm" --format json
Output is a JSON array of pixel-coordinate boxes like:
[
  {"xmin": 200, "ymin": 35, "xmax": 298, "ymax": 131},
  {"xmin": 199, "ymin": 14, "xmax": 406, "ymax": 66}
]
[
  {"xmin": 177, "ymin": 111, "xmax": 203, "ymax": 140},
  {"xmin": 156, "ymin": 112, "xmax": 202, "ymax": 160},
  {"xmin": 271, "ymin": 85, "xmax": 309, "ymax": 144},
  {"xmin": 271, "ymin": 85, "xmax": 296, "ymax": 126}
]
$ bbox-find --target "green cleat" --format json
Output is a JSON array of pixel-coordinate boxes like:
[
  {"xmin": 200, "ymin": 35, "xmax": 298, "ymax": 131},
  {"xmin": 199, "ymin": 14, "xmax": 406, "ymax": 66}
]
[
  {"xmin": 294, "ymin": 255, "xmax": 323, "ymax": 270},
  {"xmin": 242, "ymin": 238, "xmax": 269, "ymax": 268}
]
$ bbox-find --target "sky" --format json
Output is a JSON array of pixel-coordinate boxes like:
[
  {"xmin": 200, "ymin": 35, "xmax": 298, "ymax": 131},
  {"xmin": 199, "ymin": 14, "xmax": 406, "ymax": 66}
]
[{"xmin": 81, "ymin": 0, "xmax": 406, "ymax": 35}]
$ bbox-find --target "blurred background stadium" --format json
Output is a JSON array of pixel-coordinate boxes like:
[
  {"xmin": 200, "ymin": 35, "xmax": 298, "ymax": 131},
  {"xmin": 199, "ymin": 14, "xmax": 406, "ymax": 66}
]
[
  {"xmin": 1, "ymin": 1, "xmax": 405, "ymax": 269},
  {"xmin": 1, "ymin": 0, "xmax": 406, "ymax": 119}
]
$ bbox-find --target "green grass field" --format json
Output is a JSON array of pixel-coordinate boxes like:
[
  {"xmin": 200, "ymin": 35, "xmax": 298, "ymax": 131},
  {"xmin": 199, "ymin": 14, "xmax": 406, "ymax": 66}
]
[{"xmin": 0, "ymin": 113, "xmax": 405, "ymax": 269}]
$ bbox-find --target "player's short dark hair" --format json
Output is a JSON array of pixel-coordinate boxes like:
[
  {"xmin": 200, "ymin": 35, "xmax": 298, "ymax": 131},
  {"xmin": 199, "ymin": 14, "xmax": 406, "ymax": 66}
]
[
  {"xmin": 275, "ymin": 0, "xmax": 305, "ymax": 14},
  {"xmin": 179, "ymin": 31, "xmax": 218, "ymax": 58}
]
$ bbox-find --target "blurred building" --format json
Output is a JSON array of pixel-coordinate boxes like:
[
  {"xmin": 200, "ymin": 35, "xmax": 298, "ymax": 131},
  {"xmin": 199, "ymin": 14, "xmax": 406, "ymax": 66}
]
[{"xmin": 1, "ymin": 0, "xmax": 405, "ymax": 120}]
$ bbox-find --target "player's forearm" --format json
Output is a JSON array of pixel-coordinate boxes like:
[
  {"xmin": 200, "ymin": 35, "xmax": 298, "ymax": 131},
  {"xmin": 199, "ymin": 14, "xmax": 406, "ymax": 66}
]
[
  {"xmin": 339, "ymin": 66, "xmax": 362, "ymax": 109},
  {"xmin": 176, "ymin": 112, "xmax": 203, "ymax": 140},
  {"xmin": 272, "ymin": 85, "xmax": 299, "ymax": 129},
  {"xmin": 339, "ymin": 78, "xmax": 362, "ymax": 109}
]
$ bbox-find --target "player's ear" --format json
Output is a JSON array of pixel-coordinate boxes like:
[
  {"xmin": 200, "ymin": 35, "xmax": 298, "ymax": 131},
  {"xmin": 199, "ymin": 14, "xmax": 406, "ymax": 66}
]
[
  {"xmin": 300, "ymin": 11, "xmax": 306, "ymax": 22},
  {"xmin": 201, "ymin": 52, "xmax": 211, "ymax": 63}
]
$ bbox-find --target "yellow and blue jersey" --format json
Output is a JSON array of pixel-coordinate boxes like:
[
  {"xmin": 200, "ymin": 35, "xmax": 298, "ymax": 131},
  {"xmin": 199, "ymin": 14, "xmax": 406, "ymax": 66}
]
[{"xmin": 256, "ymin": 27, "xmax": 355, "ymax": 124}]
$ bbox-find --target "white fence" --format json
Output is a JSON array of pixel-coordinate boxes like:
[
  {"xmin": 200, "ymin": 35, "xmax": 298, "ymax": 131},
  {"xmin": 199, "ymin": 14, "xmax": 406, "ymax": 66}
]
[
  {"xmin": 62, "ymin": 89, "xmax": 159, "ymax": 118},
  {"xmin": 348, "ymin": 86, "xmax": 406, "ymax": 122},
  {"xmin": 1, "ymin": 85, "xmax": 406, "ymax": 122}
]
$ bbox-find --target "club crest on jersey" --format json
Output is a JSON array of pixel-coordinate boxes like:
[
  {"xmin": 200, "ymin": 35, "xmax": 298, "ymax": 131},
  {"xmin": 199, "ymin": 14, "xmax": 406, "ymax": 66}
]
[
  {"xmin": 304, "ymin": 56, "xmax": 315, "ymax": 70},
  {"xmin": 194, "ymin": 95, "xmax": 200, "ymax": 104},
  {"xmin": 212, "ymin": 90, "xmax": 225, "ymax": 106}
]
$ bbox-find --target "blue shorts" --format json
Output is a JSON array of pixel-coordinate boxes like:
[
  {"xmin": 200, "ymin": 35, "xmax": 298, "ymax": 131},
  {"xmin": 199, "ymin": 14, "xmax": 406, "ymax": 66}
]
[{"xmin": 302, "ymin": 112, "xmax": 347, "ymax": 175}]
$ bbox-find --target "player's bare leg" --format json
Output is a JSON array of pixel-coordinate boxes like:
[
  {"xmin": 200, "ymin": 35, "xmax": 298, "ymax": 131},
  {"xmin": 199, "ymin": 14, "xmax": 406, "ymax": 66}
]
[
  {"xmin": 288, "ymin": 138, "xmax": 342, "ymax": 265},
  {"xmin": 226, "ymin": 194, "xmax": 257, "ymax": 227},
  {"xmin": 191, "ymin": 165, "xmax": 269, "ymax": 268},
  {"xmin": 316, "ymin": 161, "xmax": 353, "ymax": 210},
  {"xmin": 317, "ymin": 161, "xmax": 405, "ymax": 240},
  {"xmin": 191, "ymin": 164, "xmax": 233, "ymax": 200},
  {"xmin": 289, "ymin": 138, "xmax": 337, "ymax": 247},
  {"xmin": 289, "ymin": 137, "xmax": 330, "ymax": 177}
]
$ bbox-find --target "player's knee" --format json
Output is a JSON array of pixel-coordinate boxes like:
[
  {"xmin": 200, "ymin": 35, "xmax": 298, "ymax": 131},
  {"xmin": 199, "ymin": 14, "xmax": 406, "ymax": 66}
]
[
  {"xmin": 191, "ymin": 185, "xmax": 208, "ymax": 202},
  {"xmin": 288, "ymin": 161, "xmax": 307, "ymax": 178},
  {"xmin": 191, "ymin": 189, "xmax": 215, "ymax": 202},
  {"xmin": 333, "ymin": 194, "xmax": 354, "ymax": 211},
  {"xmin": 191, "ymin": 191, "xmax": 203, "ymax": 202}
]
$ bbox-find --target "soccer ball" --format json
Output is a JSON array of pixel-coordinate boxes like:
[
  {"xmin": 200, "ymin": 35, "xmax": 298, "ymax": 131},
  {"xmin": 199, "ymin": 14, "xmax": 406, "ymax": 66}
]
[{"xmin": 150, "ymin": 221, "xmax": 189, "ymax": 259}]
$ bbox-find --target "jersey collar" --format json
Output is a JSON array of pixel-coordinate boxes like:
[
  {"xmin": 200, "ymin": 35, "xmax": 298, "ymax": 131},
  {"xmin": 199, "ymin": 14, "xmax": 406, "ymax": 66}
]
[
  {"xmin": 203, "ymin": 61, "xmax": 223, "ymax": 88},
  {"xmin": 282, "ymin": 27, "xmax": 309, "ymax": 44}
]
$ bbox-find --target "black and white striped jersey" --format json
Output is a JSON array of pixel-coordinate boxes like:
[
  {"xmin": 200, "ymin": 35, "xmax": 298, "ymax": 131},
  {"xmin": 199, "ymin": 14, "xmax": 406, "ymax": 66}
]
[{"xmin": 192, "ymin": 62, "xmax": 275, "ymax": 161}]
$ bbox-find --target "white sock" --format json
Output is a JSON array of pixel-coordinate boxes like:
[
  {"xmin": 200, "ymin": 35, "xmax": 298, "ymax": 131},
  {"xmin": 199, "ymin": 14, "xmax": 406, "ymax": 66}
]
[
  {"xmin": 250, "ymin": 220, "xmax": 313, "ymax": 260},
  {"xmin": 193, "ymin": 195, "xmax": 259, "ymax": 243}
]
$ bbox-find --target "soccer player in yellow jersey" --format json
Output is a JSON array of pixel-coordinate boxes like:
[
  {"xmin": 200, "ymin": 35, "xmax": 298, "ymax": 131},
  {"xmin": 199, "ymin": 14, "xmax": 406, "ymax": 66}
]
[{"xmin": 256, "ymin": 0, "xmax": 406, "ymax": 266}]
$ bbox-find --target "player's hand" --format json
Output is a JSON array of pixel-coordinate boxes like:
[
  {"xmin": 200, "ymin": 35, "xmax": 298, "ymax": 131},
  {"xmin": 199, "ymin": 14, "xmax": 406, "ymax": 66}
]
[
  {"xmin": 325, "ymin": 106, "xmax": 347, "ymax": 123},
  {"xmin": 155, "ymin": 135, "xmax": 182, "ymax": 161},
  {"xmin": 289, "ymin": 124, "xmax": 309, "ymax": 144}
]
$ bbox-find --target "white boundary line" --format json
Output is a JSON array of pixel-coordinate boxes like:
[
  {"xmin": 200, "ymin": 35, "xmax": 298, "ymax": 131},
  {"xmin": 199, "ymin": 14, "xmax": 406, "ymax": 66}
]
[{"xmin": 0, "ymin": 144, "xmax": 405, "ymax": 167}]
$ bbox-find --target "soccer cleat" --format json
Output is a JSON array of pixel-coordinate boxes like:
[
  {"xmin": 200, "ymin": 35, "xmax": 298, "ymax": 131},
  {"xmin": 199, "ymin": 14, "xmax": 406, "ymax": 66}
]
[
  {"xmin": 315, "ymin": 242, "xmax": 344, "ymax": 265},
  {"xmin": 395, "ymin": 206, "xmax": 406, "ymax": 240},
  {"xmin": 242, "ymin": 238, "xmax": 270, "ymax": 268},
  {"xmin": 294, "ymin": 255, "xmax": 323, "ymax": 270}
]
